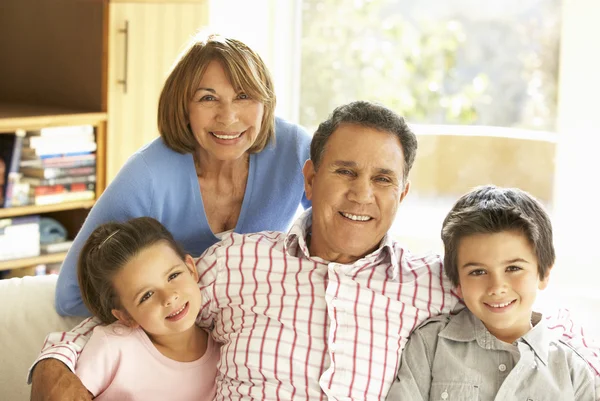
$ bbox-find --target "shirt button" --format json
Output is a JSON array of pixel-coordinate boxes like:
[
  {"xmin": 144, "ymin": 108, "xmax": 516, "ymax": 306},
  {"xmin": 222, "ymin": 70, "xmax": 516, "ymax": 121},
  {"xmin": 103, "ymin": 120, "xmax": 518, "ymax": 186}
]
[
  {"xmin": 330, "ymin": 343, "xmax": 336, "ymax": 353},
  {"xmin": 498, "ymin": 363, "xmax": 507, "ymax": 372},
  {"xmin": 440, "ymin": 391, "xmax": 448, "ymax": 400},
  {"xmin": 331, "ymin": 297, "xmax": 338, "ymax": 308}
]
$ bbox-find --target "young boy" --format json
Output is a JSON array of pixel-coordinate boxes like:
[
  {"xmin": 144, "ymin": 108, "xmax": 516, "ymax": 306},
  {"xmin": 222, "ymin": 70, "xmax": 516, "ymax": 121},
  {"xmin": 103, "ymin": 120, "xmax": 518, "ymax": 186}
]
[{"xmin": 387, "ymin": 185, "xmax": 595, "ymax": 401}]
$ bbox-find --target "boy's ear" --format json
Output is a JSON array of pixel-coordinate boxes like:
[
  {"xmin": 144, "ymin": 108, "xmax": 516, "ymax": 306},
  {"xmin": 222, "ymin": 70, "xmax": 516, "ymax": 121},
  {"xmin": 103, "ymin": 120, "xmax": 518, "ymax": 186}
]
[
  {"xmin": 538, "ymin": 265, "xmax": 553, "ymax": 290},
  {"xmin": 111, "ymin": 309, "xmax": 139, "ymax": 329},
  {"xmin": 455, "ymin": 285, "xmax": 463, "ymax": 299},
  {"xmin": 184, "ymin": 254, "xmax": 199, "ymax": 282}
]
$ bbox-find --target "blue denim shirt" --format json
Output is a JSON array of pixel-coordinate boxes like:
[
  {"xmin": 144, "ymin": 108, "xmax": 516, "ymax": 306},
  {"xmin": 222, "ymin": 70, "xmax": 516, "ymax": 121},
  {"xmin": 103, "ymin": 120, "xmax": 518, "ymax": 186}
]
[{"xmin": 387, "ymin": 309, "xmax": 595, "ymax": 401}]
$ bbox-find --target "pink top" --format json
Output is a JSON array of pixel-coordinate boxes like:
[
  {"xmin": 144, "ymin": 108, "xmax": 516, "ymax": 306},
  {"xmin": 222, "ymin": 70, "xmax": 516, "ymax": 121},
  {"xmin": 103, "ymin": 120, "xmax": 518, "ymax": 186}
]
[{"xmin": 75, "ymin": 323, "xmax": 218, "ymax": 401}]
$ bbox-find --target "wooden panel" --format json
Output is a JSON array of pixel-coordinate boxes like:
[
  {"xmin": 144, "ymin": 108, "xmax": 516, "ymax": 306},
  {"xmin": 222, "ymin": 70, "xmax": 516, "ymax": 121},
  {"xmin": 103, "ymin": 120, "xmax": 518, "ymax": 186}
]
[
  {"xmin": 0, "ymin": 252, "xmax": 68, "ymax": 272},
  {"xmin": 0, "ymin": 0, "xmax": 105, "ymax": 111},
  {"xmin": 0, "ymin": 103, "xmax": 107, "ymax": 132},
  {"xmin": 106, "ymin": 1, "xmax": 208, "ymax": 181},
  {"xmin": 0, "ymin": 201, "xmax": 95, "ymax": 219}
]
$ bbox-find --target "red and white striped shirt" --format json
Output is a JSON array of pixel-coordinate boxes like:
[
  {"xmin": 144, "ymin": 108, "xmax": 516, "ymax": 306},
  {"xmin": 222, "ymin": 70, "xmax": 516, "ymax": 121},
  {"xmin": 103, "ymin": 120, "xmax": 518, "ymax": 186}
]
[{"xmin": 30, "ymin": 211, "xmax": 600, "ymax": 400}]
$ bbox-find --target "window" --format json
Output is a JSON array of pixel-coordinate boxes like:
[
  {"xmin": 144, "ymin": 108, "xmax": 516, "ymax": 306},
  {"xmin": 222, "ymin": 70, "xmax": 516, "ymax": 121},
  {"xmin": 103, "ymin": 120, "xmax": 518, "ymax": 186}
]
[{"xmin": 300, "ymin": 0, "xmax": 561, "ymax": 254}]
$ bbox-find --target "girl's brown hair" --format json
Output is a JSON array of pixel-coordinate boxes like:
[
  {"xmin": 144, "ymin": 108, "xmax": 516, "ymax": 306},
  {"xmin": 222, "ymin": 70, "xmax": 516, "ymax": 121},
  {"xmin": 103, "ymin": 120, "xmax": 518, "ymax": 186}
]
[
  {"xmin": 158, "ymin": 32, "xmax": 276, "ymax": 155},
  {"xmin": 77, "ymin": 217, "xmax": 186, "ymax": 325}
]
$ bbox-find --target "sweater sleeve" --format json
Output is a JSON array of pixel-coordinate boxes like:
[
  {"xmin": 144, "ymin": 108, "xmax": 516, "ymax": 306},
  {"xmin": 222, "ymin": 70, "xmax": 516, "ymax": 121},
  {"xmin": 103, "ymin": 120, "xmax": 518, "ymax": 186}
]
[{"xmin": 55, "ymin": 152, "xmax": 155, "ymax": 316}]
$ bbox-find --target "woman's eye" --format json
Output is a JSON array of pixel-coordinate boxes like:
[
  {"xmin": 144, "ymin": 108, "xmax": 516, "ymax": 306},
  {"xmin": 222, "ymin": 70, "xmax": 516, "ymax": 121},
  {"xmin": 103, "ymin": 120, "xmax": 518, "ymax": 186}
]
[
  {"xmin": 200, "ymin": 95, "xmax": 216, "ymax": 101},
  {"xmin": 140, "ymin": 291, "xmax": 153, "ymax": 304},
  {"xmin": 237, "ymin": 93, "xmax": 249, "ymax": 100},
  {"xmin": 507, "ymin": 265, "xmax": 522, "ymax": 272},
  {"xmin": 168, "ymin": 272, "xmax": 181, "ymax": 281}
]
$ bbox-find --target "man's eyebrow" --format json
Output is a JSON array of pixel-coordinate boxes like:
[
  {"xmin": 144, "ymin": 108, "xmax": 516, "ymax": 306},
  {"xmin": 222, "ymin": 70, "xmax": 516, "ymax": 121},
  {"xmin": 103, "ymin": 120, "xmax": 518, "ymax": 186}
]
[
  {"xmin": 331, "ymin": 160, "xmax": 358, "ymax": 168},
  {"xmin": 331, "ymin": 161, "xmax": 397, "ymax": 176}
]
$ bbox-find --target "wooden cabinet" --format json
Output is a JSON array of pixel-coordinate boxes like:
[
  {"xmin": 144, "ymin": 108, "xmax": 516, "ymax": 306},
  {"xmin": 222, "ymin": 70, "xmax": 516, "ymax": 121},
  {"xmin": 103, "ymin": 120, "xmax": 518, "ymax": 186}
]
[
  {"xmin": 0, "ymin": 0, "xmax": 207, "ymax": 275},
  {"xmin": 107, "ymin": 1, "xmax": 208, "ymax": 180}
]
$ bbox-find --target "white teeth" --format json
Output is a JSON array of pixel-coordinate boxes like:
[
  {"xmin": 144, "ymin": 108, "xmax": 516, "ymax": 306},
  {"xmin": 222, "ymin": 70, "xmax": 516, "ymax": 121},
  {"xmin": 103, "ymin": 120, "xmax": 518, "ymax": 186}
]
[
  {"xmin": 167, "ymin": 304, "xmax": 186, "ymax": 318},
  {"xmin": 341, "ymin": 212, "xmax": 371, "ymax": 221},
  {"xmin": 488, "ymin": 301, "xmax": 513, "ymax": 308},
  {"xmin": 211, "ymin": 132, "xmax": 242, "ymax": 140}
]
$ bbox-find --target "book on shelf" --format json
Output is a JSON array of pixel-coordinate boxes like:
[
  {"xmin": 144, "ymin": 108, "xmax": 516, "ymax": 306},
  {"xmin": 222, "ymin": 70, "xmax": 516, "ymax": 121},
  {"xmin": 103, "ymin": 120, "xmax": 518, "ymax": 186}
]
[
  {"xmin": 20, "ymin": 165, "xmax": 96, "ymax": 179},
  {"xmin": 0, "ymin": 215, "xmax": 40, "ymax": 261},
  {"xmin": 20, "ymin": 174, "xmax": 96, "ymax": 187},
  {"xmin": 23, "ymin": 133, "xmax": 95, "ymax": 148},
  {"xmin": 19, "ymin": 153, "xmax": 96, "ymax": 168},
  {"xmin": 30, "ymin": 182, "xmax": 96, "ymax": 196},
  {"xmin": 40, "ymin": 240, "xmax": 73, "ymax": 254},
  {"xmin": 26, "ymin": 125, "xmax": 94, "ymax": 138},
  {"xmin": 0, "ymin": 130, "xmax": 25, "ymax": 208},
  {"xmin": 0, "ymin": 158, "xmax": 4, "ymax": 205},
  {"xmin": 33, "ymin": 190, "xmax": 95, "ymax": 206},
  {"xmin": 20, "ymin": 141, "xmax": 97, "ymax": 158}
]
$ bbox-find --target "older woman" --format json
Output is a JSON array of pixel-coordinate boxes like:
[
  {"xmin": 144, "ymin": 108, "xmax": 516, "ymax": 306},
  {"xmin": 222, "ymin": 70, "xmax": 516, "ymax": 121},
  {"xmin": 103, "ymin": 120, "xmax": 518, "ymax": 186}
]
[{"xmin": 55, "ymin": 33, "xmax": 311, "ymax": 316}]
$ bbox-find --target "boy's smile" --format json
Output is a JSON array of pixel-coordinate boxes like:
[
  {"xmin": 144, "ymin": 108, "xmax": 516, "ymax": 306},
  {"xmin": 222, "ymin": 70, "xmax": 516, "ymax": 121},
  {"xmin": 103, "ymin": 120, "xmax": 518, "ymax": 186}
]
[{"xmin": 456, "ymin": 230, "xmax": 550, "ymax": 344}]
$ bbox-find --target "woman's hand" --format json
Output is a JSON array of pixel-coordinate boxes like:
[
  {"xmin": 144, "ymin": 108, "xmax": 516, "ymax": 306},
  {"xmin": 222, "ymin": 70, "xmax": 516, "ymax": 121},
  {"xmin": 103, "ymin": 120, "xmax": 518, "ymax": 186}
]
[{"xmin": 30, "ymin": 359, "xmax": 92, "ymax": 401}]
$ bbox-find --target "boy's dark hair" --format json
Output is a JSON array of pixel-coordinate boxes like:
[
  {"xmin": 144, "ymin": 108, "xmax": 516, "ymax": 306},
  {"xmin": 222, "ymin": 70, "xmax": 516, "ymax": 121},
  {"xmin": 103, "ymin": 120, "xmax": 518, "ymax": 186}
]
[
  {"xmin": 441, "ymin": 185, "xmax": 555, "ymax": 286},
  {"xmin": 310, "ymin": 100, "xmax": 418, "ymax": 182},
  {"xmin": 77, "ymin": 217, "xmax": 186, "ymax": 325}
]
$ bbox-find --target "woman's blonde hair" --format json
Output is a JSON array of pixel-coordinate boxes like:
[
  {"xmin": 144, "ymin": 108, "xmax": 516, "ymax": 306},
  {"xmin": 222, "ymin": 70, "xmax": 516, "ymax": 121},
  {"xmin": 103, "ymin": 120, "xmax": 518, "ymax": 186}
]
[{"xmin": 158, "ymin": 32, "xmax": 276, "ymax": 154}]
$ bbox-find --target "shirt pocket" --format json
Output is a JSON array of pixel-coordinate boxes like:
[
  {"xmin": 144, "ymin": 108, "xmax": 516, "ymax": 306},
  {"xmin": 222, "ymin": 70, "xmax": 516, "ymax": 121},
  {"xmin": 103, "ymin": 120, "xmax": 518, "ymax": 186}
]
[{"xmin": 430, "ymin": 382, "xmax": 479, "ymax": 401}]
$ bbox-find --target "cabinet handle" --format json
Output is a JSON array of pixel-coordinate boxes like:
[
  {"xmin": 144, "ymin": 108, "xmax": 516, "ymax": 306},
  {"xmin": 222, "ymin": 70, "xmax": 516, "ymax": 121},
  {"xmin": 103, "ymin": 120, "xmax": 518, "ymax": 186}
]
[{"xmin": 117, "ymin": 20, "xmax": 129, "ymax": 94}]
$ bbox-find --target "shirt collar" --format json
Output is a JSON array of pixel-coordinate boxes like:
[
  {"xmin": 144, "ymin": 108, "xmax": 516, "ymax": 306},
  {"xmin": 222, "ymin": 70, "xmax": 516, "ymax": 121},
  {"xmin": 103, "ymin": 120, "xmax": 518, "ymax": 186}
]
[
  {"xmin": 284, "ymin": 208, "xmax": 398, "ymax": 272},
  {"xmin": 439, "ymin": 309, "xmax": 549, "ymax": 365},
  {"xmin": 521, "ymin": 312, "xmax": 549, "ymax": 365}
]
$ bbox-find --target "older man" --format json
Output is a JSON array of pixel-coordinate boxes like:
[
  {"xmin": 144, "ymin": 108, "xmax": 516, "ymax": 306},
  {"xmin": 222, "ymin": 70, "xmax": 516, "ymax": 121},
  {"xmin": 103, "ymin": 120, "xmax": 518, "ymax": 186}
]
[{"xmin": 30, "ymin": 101, "xmax": 600, "ymax": 400}]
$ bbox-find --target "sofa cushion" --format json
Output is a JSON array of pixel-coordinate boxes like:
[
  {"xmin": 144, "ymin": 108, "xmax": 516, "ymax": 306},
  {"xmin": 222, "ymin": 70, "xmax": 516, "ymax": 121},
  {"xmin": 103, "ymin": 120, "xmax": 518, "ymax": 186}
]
[{"xmin": 0, "ymin": 275, "xmax": 85, "ymax": 401}]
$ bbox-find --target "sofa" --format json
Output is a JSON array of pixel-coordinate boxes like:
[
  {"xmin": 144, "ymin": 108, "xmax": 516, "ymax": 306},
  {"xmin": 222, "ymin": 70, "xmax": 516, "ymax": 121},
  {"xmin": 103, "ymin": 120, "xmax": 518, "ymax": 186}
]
[
  {"xmin": 2, "ymin": 273, "xmax": 599, "ymax": 401},
  {"xmin": 0, "ymin": 275, "xmax": 85, "ymax": 401}
]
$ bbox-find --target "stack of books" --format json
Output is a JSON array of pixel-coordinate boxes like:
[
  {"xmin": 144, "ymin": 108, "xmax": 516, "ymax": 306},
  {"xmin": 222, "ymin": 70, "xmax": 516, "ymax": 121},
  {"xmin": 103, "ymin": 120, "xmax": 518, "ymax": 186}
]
[
  {"xmin": 18, "ymin": 125, "xmax": 97, "ymax": 206},
  {"xmin": 0, "ymin": 216, "xmax": 40, "ymax": 261}
]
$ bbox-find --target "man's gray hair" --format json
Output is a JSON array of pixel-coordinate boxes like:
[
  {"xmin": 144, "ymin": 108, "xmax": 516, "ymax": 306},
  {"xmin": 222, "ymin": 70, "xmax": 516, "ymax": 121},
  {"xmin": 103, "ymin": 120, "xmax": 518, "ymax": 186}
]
[{"xmin": 310, "ymin": 101, "xmax": 418, "ymax": 180}]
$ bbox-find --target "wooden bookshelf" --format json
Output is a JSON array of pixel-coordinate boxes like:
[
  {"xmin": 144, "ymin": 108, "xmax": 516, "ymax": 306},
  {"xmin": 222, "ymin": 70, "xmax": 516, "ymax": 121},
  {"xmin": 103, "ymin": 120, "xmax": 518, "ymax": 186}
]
[
  {"xmin": 0, "ymin": 200, "xmax": 96, "ymax": 218},
  {"xmin": 0, "ymin": 103, "xmax": 107, "ymax": 132},
  {"xmin": 0, "ymin": 103, "xmax": 107, "ymax": 274},
  {"xmin": 0, "ymin": 252, "xmax": 68, "ymax": 272}
]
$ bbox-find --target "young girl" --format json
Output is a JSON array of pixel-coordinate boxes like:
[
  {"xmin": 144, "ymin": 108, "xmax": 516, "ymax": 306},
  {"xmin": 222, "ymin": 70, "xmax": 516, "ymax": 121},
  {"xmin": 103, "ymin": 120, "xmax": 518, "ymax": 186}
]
[{"xmin": 74, "ymin": 217, "xmax": 218, "ymax": 400}]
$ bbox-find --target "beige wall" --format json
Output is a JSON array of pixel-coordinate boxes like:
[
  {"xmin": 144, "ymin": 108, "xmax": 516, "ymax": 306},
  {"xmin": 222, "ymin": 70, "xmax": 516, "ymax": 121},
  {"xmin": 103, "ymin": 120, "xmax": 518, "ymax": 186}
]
[{"xmin": 410, "ymin": 134, "xmax": 555, "ymax": 204}]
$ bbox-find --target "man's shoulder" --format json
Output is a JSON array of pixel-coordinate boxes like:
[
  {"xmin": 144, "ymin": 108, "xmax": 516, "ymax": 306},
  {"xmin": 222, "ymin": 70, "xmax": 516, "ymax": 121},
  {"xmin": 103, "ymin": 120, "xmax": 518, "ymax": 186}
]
[
  {"xmin": 392, "ymin": 243, "xmax": 443, "ymax": 271},
  {"xmin": 211, "ymin": 230, "xmax": 288, "ymax": 253}
]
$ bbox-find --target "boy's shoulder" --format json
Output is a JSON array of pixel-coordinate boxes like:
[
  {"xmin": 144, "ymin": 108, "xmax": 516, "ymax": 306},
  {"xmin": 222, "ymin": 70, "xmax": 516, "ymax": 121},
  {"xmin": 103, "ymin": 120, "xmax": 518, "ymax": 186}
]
[{"xmin": 412, "ymin": 313, "xmax": 453, "ymax": 339}]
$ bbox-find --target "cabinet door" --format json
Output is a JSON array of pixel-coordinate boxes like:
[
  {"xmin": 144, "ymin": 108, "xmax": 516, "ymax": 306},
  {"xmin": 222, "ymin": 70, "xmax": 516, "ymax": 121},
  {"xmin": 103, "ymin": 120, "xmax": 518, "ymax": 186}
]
[{"xmin": 107, "ymin": 1, "xmax": 208, "ymax": 182}]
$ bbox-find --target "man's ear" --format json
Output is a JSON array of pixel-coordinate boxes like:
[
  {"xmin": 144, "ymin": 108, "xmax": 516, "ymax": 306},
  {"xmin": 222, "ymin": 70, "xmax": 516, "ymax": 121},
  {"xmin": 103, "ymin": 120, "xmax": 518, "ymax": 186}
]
[
  {"xmin": 303, "ymin": 159, "xmax": 316, "ymax": 201},
  {"xmin": 184, "ymin": 254, "xmax": 199, "ymax": 282},
  {"xmin": 111, "ymin": 309, "xmax": 139, "ymax": 329},
  {"xmin": 399, "ymin": 180, "xmax": 411, "ymax": 204},
  {"xmin": 538, "ymin": 265, "xmax": 553, "ymax": 290}
]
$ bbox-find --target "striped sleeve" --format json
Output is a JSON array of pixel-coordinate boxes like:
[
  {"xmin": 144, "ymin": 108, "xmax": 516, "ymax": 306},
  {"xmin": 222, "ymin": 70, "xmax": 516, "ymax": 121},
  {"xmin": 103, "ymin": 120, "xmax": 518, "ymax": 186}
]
[
  {"xmin": 544, "ymin": 308, "xmax": 600, "ymax": 378},
  {"xmin": 26, "ymin": 317, "xmax": 101, "ymax": 383}
]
